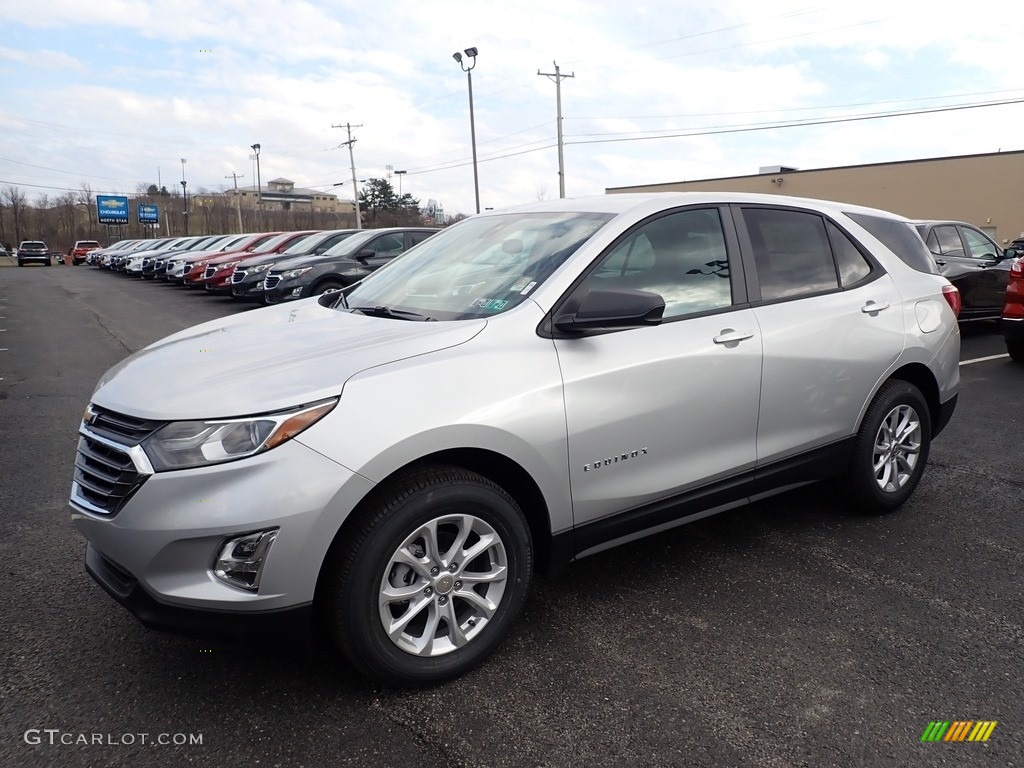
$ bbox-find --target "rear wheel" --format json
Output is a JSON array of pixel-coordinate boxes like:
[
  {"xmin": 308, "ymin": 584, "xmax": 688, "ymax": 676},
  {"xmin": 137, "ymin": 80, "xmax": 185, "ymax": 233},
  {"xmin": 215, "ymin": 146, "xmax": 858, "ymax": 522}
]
[
  {"xmin": 323, "ymin": 466, "xmax": 532, "ymax": 687},
  {"xmin": 844, "ymin": 380, "xmax": 931, "ymax": 514},
  {"xmin": 1007, "ymin": 340, "xmax": 1024, "ymax": 363}
]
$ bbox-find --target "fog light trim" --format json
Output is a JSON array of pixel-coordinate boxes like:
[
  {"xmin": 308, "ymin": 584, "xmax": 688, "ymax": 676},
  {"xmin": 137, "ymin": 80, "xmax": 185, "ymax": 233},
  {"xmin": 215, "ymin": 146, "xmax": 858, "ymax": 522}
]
[{"xmin": 213, "ymin": 529, "xmax": 279, "ymax": 592}]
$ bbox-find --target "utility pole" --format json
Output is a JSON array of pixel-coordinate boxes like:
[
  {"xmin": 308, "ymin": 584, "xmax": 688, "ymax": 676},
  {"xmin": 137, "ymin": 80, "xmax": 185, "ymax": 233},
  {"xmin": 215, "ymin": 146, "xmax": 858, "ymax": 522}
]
[
  {"xmin": 331, "ymin": 122, "xmax": 363, "ymax": 229},
  {"xmin": 225, "ymin": 172, "xmax": 244, "ymax": 233},
  {"xmin": 537, "ymin": 61, "xmax": 575, "ymax": 198}
]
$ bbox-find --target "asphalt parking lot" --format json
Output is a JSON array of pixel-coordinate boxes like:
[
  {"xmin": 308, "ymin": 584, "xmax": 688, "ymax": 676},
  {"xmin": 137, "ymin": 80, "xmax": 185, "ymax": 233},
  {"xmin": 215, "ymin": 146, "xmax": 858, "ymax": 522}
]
[{"xmin": 1, "ymin": 264, "xmax": 1021, "ymax": 768}]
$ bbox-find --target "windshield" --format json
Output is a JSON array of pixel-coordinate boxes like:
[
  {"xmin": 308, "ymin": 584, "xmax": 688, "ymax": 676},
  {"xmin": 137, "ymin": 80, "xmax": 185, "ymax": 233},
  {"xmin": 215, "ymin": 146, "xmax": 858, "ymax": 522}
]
[
  {"xmin": 252, "ymin": 232, "xmax": 311, "ymax": 254},
  {"xmin": 281, "ymin": 230, "xmax": 355, "ymax": 256},
  {"xmin": 215, "ymin": 235, "xmax": 250, "ymax": 252},
  {"xmin": 320, "ymin": 229, "xmax": 382, "ymax": 257},
  {"xmin": 341, "ymin": 212, "xmax": 614, "ymax": 320}
]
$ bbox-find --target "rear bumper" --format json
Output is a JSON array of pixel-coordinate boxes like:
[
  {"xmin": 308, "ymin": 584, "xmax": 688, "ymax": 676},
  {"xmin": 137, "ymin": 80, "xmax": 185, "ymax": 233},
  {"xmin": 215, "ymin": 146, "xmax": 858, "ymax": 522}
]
[
  {"xmin": 933, "ymin": 393, "xmax": 958, "ymax": 438},
  {"xmin": 1003, "ymin": 317, "xmax": 1024, "ymax": 344}
]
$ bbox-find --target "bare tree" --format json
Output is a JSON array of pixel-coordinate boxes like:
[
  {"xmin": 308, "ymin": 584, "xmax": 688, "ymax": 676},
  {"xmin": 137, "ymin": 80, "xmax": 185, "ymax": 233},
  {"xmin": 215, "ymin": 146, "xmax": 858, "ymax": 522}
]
[
  {"xmin": 76, "ymin": 182, "xmax": 95, "ymax": 238},
  {"xmin": 2, "ymin": 186, "xmax": 29, "ymax": 243},
  {"xmin": 56, "ymin": 192, "xmax": 77, "ymax": 240}
]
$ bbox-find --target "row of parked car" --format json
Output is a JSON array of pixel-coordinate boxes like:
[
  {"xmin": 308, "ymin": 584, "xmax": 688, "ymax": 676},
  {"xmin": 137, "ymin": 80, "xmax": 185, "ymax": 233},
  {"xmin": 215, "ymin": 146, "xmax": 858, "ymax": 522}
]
[
  {"xmin": 80, "ymin": 217, "xmax": 1024, "ymax": 360},
  {"xmin": 84, "ymin": 227, "xmax": 440, "ymax": 304}
]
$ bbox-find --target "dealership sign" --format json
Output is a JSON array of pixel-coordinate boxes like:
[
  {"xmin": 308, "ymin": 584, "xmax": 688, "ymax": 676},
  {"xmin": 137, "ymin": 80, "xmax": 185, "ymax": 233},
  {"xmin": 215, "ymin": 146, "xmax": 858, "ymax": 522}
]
[
  {"xmin": 138, "ymin": 204, "xmax": 159, "ymax": 224},
  {"xmin": 96, "ymin": 195, "xmax": 129, "ymax": 225}
]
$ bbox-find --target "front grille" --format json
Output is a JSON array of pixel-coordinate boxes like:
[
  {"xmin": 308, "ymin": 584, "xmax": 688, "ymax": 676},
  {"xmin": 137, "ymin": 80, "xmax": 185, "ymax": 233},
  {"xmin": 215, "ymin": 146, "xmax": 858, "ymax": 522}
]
[
  {"xmin": 183, "ymin": 264, "xmax": 195, "ymax": 275},
  {"xmin": 74, "ymin": 435, "xmax": 147, "ymax": 515},
  {"xmin": 264, "ymin": 274, "xmax": 282, "ymax": 290},
  {"xmin": 231, "ymin": 269, "xmax": 247, "ymax": 284},
  {"xmin": 86, "ymin": 405, "xmax": 164, "ymax": 442},
  {"xmin": 204, "ymin": 265, "xmax": 217, "ymax": 279}
]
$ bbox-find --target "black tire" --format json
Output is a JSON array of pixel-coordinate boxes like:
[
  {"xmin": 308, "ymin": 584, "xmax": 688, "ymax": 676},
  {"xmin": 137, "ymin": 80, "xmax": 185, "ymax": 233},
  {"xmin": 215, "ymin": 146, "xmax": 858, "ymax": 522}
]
[
  {"xmin": 1008, "ymin": 341, "xmax": 1024, "ymax": 363},
  {"xmin": 845, "ymin": 380, "xmax": 932, "ymax": 514},
  {"xmin": 311, "ymin": 279, "xmax": 344, "ymax": 296},
  {"xmin": 17, "ymin": 260, "xmax": 24, "ymax": 267},
  {"xmin": 323, "ymin": 466, "xmax": 532, "ymax": 687}
]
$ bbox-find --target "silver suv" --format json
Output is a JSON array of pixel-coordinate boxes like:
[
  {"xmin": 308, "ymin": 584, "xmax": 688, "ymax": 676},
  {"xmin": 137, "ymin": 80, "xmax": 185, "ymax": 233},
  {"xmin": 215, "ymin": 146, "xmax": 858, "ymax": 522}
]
[{"xmin": 70, "ymin": 193, "xmax": 960, "ymax": 686}]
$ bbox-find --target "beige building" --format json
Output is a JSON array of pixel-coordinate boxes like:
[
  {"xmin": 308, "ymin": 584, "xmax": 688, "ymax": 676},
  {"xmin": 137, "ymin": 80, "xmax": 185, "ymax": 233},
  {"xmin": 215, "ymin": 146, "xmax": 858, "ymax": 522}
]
[
  {"xmin": 224, "ymin": 178, "xmax": 356, "ymax": 216},
  {"xmin": 607, "ymin": 149, "xmax": 1024, "ymax": 245}
]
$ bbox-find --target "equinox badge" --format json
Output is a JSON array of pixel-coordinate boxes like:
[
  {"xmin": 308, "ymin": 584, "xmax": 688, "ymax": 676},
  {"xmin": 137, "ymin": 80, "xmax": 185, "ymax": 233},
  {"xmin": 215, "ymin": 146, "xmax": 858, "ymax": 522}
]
[{"xmin": 583, "ymin": 448, "xmax": 648, "ymax": 472}]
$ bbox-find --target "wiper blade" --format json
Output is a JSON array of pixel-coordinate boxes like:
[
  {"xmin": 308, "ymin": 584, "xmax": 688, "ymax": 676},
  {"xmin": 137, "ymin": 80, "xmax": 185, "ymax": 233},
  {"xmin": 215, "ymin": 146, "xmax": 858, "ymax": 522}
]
[{"xmin": 349, "ymin": 305, "xmax": 434, "ymax": 321}]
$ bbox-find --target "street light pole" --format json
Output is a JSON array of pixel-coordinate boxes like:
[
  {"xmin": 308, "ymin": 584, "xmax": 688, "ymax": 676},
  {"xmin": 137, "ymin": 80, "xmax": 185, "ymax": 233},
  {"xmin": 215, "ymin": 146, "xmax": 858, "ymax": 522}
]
[
  {"xmin": 250, "ymin": 143, "xmax": 262, "ymax": 229},
  {"xmin": 180, "ymin": 158, "xmax": 188, "ymax": 235},
  {"xmin": 453, "ymin": 47, "xmax": 480, "ymax": 214},
  {"xmin": 394, "ymin": 169, "xmax": 406, "ymax": 197}
]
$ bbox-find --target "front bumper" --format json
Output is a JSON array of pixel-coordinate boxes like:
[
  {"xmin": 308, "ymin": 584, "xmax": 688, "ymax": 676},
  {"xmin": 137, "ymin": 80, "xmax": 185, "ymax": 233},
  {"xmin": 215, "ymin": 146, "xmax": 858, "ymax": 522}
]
[
  {"xmin": 72, "ymin": 435, "xmax": 374, "ymax": 615},
  {"xmin": 85, "ymin": 544, "xmax": 314, "ymax": 642},
  {"xmin": 262, "ymin": 279, "xmax": 309, "ymax": 304}
]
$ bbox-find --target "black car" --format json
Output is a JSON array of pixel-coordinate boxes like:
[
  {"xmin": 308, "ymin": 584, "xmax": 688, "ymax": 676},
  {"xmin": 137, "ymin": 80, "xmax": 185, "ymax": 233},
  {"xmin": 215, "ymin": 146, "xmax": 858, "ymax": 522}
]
[
  {"xmin": 17, "ymin": 240, "xmax": 51, "ymax": 267},
  {"xmin": 914, "ymin": 220, "xmax": 1015, "ymax": 321},
  {"xmin": 261, "ymin": 227, "xmax": 438, "ymax": 304},
  {"xmin": 231, "ymin": 229, "xmax": 359, "ymax": 301}
]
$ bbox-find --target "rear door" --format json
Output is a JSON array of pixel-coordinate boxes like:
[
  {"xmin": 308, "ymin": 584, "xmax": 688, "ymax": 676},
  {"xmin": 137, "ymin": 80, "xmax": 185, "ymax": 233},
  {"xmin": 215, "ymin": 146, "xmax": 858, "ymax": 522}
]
[{"xmin": 735, "ymin": 206, "xmax": 905, "ymax": 464}]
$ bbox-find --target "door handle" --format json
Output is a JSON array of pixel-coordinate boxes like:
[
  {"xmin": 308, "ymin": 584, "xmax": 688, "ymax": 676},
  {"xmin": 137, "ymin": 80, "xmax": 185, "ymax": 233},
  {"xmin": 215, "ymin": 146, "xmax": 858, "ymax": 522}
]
[
  {"xmin": 934, "ymin": 259, "xmax": 946, "ymax": 267},
  {"xmin": 861, "ymin": 301, "xmax": 890, "ymax": 314},
  {"xmin": 713, "ymin": 329, "xmax": 754, "ymax": 344}
]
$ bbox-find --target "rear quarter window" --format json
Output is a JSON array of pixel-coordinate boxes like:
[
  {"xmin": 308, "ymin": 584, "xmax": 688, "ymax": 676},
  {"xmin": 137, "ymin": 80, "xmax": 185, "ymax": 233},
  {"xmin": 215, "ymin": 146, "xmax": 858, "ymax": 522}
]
[{"xmin": 846, "ymin": 213, "xmax": 937, "ymax": 274}]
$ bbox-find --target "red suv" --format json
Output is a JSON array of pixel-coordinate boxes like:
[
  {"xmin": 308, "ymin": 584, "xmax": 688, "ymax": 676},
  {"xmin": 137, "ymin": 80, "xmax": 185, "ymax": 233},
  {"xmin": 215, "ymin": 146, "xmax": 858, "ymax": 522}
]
[
  {"xmin": 1002, "ymin": 247, "xmax": 1023, "ymax": 362},
  {"xmin": 69, "ymin": 240, "xmax": 102, "ymax": 266}
]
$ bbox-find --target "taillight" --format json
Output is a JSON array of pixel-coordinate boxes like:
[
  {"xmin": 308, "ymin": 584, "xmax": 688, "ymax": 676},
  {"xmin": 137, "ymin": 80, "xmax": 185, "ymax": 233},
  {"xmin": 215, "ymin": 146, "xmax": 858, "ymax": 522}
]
[
  {"xmin": 1010, "ymin": 258, "xmax": 1024, "ymax": 279},
  {"xmin": 941, "ymin": 284, "xmax": 961, "ymax": 318}
]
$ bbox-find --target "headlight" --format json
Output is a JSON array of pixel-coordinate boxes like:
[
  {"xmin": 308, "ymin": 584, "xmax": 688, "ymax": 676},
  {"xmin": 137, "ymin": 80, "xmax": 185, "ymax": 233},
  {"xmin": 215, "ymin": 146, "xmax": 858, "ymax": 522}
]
[
  {"xmin": 283, "ymin": 267, "xmax": 312, "ymax": 279},
  {"xmin": 221, "ymin": 261, "xmax": 240, "ymax": 270},
  {"xmin": 143, "ymin": 398, "xmax": 337, "ymax": 471},
  {"xmin": 252, "ymin": 263, "xmax": 272, "ymax": 274}
]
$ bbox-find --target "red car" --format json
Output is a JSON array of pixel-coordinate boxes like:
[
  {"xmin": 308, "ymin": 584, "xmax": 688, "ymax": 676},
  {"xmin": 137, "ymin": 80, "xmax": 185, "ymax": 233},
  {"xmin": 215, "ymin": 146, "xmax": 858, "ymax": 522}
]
[
  {"xmin": 1002, "ymin": 248, "xmax": 1023, "ymax": 362},
  {"xmin": 182, "ymin": 232, "xmax": 281, "ymax": 288},
  {"xmin": 69, "ymin": 240, "xmax": 102, "ymax": 265},
  {"xmin": 200, "ymin": 231, "xmax": 319, "ymax": 294}
]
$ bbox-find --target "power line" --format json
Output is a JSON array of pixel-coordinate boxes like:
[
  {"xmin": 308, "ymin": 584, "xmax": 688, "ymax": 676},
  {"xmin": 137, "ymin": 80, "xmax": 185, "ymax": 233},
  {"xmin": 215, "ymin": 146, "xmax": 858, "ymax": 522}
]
[{"xmin": 563, "ymin": 97, "xmax": 1024, "ymax": 147}]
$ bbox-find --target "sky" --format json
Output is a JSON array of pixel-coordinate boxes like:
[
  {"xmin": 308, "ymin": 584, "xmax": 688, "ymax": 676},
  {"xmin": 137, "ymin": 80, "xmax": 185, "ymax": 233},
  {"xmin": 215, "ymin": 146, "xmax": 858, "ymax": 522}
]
[{"xmin": 2, "ymin": 0, "xmax": 1024, "ymax": 218}]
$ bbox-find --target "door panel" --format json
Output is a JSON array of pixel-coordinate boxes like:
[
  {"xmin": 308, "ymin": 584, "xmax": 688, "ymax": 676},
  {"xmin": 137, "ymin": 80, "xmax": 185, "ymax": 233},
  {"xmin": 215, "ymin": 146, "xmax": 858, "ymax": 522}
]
[
  {"xmin": 752, "ymin": 274, "xmax": 904, "ymax": 462},
  {"xmin": 556, "ymin": 311, "xmax": 762, "ymax": 525}
]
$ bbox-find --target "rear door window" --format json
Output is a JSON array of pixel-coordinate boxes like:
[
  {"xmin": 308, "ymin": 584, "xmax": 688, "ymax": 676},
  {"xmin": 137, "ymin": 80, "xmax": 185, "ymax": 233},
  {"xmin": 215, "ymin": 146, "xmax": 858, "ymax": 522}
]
[{"xmin": 741, "ymin": 208, "xmax": 839, "ymax": 300}]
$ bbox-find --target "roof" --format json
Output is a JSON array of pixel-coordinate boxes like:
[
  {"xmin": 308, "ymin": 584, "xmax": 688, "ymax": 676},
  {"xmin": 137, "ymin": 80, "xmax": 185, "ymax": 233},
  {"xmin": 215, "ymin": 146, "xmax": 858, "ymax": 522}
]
[{"xmin": 487, "ymin": 192, "xmax": 912, "ymax": 222}]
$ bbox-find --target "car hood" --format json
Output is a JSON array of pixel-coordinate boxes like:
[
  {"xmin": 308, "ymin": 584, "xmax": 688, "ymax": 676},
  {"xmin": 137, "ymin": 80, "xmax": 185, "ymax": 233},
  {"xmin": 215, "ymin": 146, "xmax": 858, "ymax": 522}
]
[{"xmin": 91, "ymin": 299, "xmax": 487, "ymax": 421}]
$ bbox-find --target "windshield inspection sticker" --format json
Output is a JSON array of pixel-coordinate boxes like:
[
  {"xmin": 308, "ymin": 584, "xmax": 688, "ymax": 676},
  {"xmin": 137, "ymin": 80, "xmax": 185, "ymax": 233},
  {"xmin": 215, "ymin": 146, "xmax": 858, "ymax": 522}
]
[
  {"xmin": 471, "ymin": 298, "xmax": 508, "ymax": 311},
  {"xmin": 510, "ymin": 277, "xmax": 532, "ymax": 292},
  {"xmin": 520, "ymin": 281, "xmax": 537, "ymax": 295}
]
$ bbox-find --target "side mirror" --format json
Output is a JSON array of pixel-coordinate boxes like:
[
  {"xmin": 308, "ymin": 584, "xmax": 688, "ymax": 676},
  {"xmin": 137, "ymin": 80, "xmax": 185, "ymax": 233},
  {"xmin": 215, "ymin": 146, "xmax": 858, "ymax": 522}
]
[
  {"xmin": 1001, "ymin": 247, "xmax": 1018, "ymax": 260},
  {"xmin": 554, "ymin": 287, "xmax": 665, "ymax": 332},
  {"xmin": 355, "ymin": 248, "xmax": 375, "ymax": 262}
]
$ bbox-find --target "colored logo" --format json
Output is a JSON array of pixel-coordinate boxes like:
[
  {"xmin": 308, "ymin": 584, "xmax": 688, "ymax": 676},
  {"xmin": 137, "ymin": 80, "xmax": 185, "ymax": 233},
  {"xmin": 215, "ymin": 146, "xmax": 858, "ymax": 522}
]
[{"xmin": 920, "ymin": 721, "xmax": 997, "ymax": 742}]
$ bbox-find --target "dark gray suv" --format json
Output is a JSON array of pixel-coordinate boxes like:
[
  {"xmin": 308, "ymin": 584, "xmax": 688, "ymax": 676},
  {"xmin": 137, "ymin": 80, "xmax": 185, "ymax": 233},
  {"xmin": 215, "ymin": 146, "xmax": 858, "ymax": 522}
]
[{"xmin": 17, "ymin": 241, "xmax": 51, "ymax": 267}]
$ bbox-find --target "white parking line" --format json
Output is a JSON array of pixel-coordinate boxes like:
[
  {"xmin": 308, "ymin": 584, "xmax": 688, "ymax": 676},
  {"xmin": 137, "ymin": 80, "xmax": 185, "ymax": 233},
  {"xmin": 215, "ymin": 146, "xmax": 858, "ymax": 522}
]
[{"xmin": 960, "ymin": 353, "xmax": 1010, "ymax": 366}]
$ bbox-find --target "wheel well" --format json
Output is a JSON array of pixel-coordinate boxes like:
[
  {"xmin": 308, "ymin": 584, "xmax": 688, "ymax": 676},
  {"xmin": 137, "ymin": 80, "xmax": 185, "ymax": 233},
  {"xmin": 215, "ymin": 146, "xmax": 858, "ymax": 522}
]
[
  {"xmin": 316, "ymin": 448, "xmax": 554, "ymax": 607},
  {"xmin": 887, "ymin": 363, "xmax": 941, "ymax": 436}
]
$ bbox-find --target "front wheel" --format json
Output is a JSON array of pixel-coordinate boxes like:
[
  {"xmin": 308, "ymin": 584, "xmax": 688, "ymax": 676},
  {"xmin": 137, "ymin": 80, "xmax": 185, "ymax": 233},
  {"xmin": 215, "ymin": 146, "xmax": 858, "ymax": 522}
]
[
  {"xmin": 323, "ymin": 466, "xmax": 532, "ymax": 686},
  {"xmin": 844, "ymin": 380, "xmax": 932, "ymax": 514},
  {"xmin": 311, "ymin": 280, "xmax": 344, "ymax": 296}
]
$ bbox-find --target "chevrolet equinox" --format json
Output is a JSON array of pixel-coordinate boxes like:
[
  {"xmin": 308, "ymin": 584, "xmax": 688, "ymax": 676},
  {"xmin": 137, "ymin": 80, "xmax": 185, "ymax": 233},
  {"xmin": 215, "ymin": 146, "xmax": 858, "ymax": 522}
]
[{"xmin": 71, "ymin": 193, "xmax": 960, "ymax": 686}]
